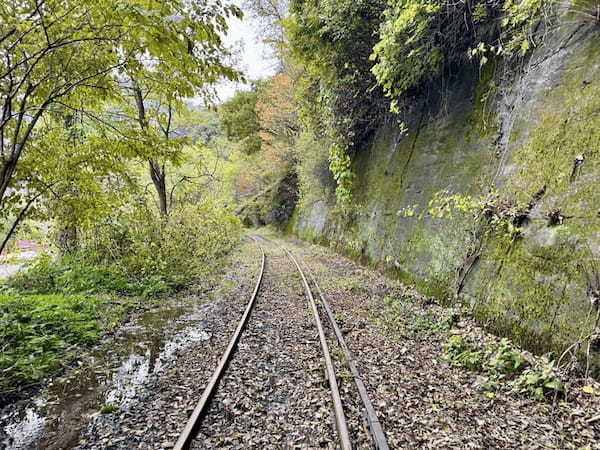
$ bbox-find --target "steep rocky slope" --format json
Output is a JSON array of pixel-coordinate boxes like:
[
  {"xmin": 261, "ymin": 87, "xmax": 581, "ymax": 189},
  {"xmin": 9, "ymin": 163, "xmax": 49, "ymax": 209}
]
[{"xmin": 291, "ymin": 21, "xmax": 600, "ymax": 371}]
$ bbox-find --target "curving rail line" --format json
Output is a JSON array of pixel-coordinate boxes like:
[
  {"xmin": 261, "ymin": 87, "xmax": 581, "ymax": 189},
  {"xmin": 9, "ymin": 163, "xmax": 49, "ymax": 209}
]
[
  {"xmin": 282, "ymin": 247, "xmax": 352, "ymax": 450},
  {"xmin": 174, "ymin": 235, "xmax": 388, "ymax": 449},
  {"xmin": 174, "ymin": 239, "xmax": 265, "ymax": 450},
  {"xmin": 306, "ymin": 268, "xmax": 389, "ymax": 450},
  {"xmin": 262, "ymin": 235, "xmax": 389, "ymax": 449}
]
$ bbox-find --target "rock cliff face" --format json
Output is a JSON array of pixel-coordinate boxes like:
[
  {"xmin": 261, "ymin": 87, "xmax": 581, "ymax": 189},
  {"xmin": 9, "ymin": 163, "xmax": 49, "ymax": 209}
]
[{"xmin": 291, "ymin": 22, "xmax": 600, "ymax": 369}]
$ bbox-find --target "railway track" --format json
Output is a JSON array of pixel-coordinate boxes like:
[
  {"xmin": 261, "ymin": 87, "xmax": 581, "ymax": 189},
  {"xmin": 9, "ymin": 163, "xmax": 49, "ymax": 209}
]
[{"xmin": 174, "ymin": 236, "xmax": 388, "ymax": 449}]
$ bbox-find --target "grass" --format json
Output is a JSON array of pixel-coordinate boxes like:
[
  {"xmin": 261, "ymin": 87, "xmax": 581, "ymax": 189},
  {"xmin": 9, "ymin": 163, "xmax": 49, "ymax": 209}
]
[
  {"xmin": 0, "ymin": 252, "xmax": 175, "ymax": 391},
  {"xmin": 6, "ymin": 253, "xmax": 172, "ymax": 298},
  {"xmin": 0, "ymin": 291, "xmax": 125, "ymax": 391},
  {"xmin": 100, "ymin": 404, "xmax": 119, "ymax": 414}
]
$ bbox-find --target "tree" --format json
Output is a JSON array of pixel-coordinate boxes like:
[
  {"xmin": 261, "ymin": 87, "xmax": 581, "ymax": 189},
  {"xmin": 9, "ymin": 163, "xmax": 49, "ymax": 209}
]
[
  {"xmin": 243, "ymin": 0, "xmax": 289, "ymax": 49},
  {"xmin": 0, "ymin": 0, "xmax": 243, "ymax": 252},
  {"xmin": 118, "ymin": 0, "xmax": 243, "ymax": 215},
  {"xmin": 221, "ymin": 73, "xmax": 300, "ymax": 227},
  {"xmin": 256, "ymin": 72, "xmax": 297, "ymax": 155},
  {"xmin": 0, "ymin": 0, "xmax": 123, "ymax": 208},
  {"xmin": 0, "ymin": 112, "xmax": 137, "ymax": 255},
  {"xmin": 218, "ymin": 89, "xmax": 262, "ymax": 154}
]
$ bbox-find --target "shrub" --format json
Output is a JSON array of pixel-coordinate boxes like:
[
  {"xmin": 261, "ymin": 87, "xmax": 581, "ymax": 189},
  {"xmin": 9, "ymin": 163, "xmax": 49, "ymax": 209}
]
[
  {"xmin": 8, "ymin": 201, "xmax": 243, "ymax": 297},
  {"xmin": 442, "ymin": 334, "xmax": 563, "ymax": 400},
  {"xmin": 511, "ymin": 358, "xmax": 564, "ymax": 400},
  {"xmin": 0, "ymin": 201, "xmax": 242, "ymax": 389}
]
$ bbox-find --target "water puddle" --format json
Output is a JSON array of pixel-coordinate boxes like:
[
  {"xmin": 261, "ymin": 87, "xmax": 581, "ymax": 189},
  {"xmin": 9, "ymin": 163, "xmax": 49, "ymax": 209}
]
[{"xmin": 1, "ymin": 298, "xmax": 219, "ymax": 450}]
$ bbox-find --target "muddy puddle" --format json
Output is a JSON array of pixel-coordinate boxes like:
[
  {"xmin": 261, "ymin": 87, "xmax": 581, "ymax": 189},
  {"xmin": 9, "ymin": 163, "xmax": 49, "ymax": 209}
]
[{"xmin": 0, "ymin": 295, "xmax": 222, "ymax": 450}]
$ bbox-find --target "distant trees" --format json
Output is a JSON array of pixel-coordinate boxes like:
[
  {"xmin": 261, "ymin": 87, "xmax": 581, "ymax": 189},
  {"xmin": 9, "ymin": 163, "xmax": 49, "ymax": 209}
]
[
  {"xmin": 243, "ymin": 0, "xmax": 288, "ymax": 49},
  {"xmin": 256, "ymin": 73, "xmax": 297, "ymax": 153},
  {"xmin": 219, "ymin": 89, "xmax": 262, "ymax": 155},
  {"xmin": 219, "ymin": 73, "xmax": 299, "ymax": 226}
]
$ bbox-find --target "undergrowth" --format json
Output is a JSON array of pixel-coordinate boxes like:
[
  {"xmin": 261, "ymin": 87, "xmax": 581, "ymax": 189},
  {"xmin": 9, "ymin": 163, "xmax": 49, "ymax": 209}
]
[
  {"xmin": 379, "ymin": 291, "xmax": 565, "ymax": 401},
  {"xmin": 0, "ymin": 292, "xmax": 123, "ymax": 391},
  {"xmin": 7, "ymin": 253, "xmax": 171, "ymax": 298},
  {"xmin": 380, "ymin": 292, "xmax": 455, "ymax": 336},
  {"xmin": 443, "ymin": 334, "xmax": 564, "ymax": 400},
  {"xmin": 0, "ymin": 202, "xmax": 242, "ymax": 391}
]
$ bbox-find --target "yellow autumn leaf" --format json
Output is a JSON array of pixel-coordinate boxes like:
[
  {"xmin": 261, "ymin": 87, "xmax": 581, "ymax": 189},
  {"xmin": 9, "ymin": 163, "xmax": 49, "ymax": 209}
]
[{"xmin": 582, "ymin": 385, "xmax": 598, "ymax": 395}]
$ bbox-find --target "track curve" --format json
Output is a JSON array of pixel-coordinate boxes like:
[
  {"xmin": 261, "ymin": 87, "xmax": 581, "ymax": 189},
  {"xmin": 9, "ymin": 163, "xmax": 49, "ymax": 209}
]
[{"xmin": 174, "ymin": 239, "xmax": 266, "ymax": 450}]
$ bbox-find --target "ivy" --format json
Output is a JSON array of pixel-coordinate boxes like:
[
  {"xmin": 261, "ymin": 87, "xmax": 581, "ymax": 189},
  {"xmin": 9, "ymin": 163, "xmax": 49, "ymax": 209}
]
[
  {"xmin": 370, "ymin": 0, "xmax": 443, "ymax": 112},
  {"xmin": 286, "ymin": 0, "xmax": 388, "ymax": 206},
  {"xmin": 328, "ymin": 142, "xmax": 356, "ymax": 205},
  {"xmin": 400, "ymin": 189, "xmax": 531, "ymax": 240},
  {"xmin": 369, "ymin": 0, "xmax": 575, "ymax": 113}
]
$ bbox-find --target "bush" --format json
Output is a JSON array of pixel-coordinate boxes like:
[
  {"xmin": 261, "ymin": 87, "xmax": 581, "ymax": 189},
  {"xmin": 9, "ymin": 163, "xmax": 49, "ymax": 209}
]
[
  {"xmin": 442, "ymin": 334, "xmax": 563, "ymax": 400},
  {"xmin": 7, "ymin": 254, "xmax": 133, "ymax": 295},
  {"xmin": 0, "ymin": 201, "xmax": 242, "ymax": 389},
  {"xmin": 9, "ymin": 202, "xmax": 243, "ymax": 297}
]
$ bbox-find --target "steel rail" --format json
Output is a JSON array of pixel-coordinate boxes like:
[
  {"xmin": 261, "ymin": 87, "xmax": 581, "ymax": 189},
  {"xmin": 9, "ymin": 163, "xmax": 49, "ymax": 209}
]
[
  {"xmin": 282, "ymin": 247, "xmax": 353, "ymax": 450},
  {"xmin": 258, "ymin": 234, "xmax": 388, "ymax": 448},
  {"xmin": 174, "ymin": 240, "xmax": 266, "ymax": 450},
  {"xmin": 306, "ymin": 269, "xmax": 389, "ymax": 450}
]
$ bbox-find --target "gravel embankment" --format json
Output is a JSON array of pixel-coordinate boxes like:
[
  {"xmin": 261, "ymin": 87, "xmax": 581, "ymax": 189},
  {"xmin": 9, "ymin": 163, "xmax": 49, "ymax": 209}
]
[
  {"xmin": 75, "ymin": 239, "xmax": 262, "ymax": 449},
  {"xmin": 6, "ymin": 233, "xmax": 600, "ymax": 449},
  {"xmin": 280, "ymin": 234, "xmax": 600, "ymax": 449},
  {"xmin": 191, "ymin": 239, "xmax": 336, "ymax": 448}
]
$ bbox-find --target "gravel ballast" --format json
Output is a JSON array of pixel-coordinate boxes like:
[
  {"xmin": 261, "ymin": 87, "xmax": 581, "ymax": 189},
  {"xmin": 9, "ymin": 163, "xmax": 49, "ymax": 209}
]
[{"xmin": 3, "ymin": 233, "xmax": 600, "ymax": 449}]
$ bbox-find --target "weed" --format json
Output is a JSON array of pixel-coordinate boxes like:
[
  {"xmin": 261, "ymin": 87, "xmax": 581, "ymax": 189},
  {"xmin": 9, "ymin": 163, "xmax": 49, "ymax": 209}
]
[
  {"xmin": 381, "ymin": 292, "xmax": 448, "ymax": 336},
  {"xmin": 443, "ymin": 335, "xmax": 484, "ymax": 371},
  {"xmin": 381, "ymin": 294, "xmax": 405, "ymax": 326},
  {"xmin": 0, "ymin": 291, "xmax": 121, "ymax": 390},
  {"xmin": 442, "ymin": 334, "xmax": 563, "ymax": 400},
  {"xmin": 332, "ymin": 277, "xmax": 365, "ymax": 293},
  {"xmin": 486, "ymin": 338, "xmax": 526, "ymax": 375},
  {"xmin": 510, "ymin": 358, "xmax": 564, "ymax": 400},
  {"xmin": 100, "ymin": 404, "xmax": 119, "ymax": 414}
]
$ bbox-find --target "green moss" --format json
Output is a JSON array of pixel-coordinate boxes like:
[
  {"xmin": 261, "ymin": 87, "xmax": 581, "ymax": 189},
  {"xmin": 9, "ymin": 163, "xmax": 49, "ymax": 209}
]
[
  {"xmin": 294, "ymin": 32, "xmax": 600, "ymax": 373},
  {"xmin": 284, "ymin": 209, "xmax": 300, "ymax": 235},
  {"xmin": 507, "ymin": 36, "xmax": 600, "ymax": 203},
  {"xmin": 470, "ymin": 56, "xmax": 501, "ymax": 137},
  {"xmin": 466, "ymin": 34, "xmax": 600, "ymax": 367}
]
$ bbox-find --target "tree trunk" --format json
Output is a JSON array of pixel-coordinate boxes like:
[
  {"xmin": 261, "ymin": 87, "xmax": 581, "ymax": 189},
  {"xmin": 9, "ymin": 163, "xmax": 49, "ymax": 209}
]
[
  {"xmin": 133, "ymin": 86, "xmax": 169, "ymax": 216},
  {"xmin": 0, "ymin": 158, "xmax": 18, "ymax": 208},
  {"xmin": 0, "ymin": 191, "xmax": 42, "ymax": 256},
  {"xmin": 149, "ymin": 159, "xmax": 168, "ymax": 216},
  {"xmin": 55, "ymin": 224, "xmax": 78, "ymax": 255}
]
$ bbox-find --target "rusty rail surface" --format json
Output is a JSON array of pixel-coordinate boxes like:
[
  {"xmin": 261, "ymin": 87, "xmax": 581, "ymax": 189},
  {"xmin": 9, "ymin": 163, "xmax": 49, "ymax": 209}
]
[
  {"xmin": 175, "ymin": 235, "xmax": 375, "ymax": 450},
  {"xmin": 306, "ymin": 269, "xmax": 389, "ymax": 449},
  {"xmin": 261, "ymin": 234, "xmax": 389, "ymax": 449},
  {"xmin": 282, "ymin": 247, "xmax": 352, "ymax": 450},
  {"xmin": 174, "ymin": 239, "xmax": 265, "ymax": 450}
]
